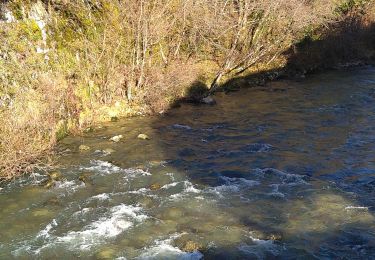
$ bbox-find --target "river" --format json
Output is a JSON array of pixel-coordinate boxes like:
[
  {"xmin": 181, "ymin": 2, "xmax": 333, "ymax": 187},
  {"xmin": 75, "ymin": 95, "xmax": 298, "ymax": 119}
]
[{"xmin": 1, "ymin": 66, "xmax": 375, "ymax": 259}]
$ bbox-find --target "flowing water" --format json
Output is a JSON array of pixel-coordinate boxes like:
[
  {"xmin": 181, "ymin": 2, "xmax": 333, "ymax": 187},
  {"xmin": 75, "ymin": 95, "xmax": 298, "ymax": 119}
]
[{"xmin": 1, "ymin": 67, "xmax": 375, "ymax": 259}]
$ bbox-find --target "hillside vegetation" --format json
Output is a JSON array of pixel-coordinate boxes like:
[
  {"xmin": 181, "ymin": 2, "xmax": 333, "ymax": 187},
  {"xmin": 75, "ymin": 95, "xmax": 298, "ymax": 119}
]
[{"xmin": 0, "ymin": 0, "xmax": 374, "ymax": 179}]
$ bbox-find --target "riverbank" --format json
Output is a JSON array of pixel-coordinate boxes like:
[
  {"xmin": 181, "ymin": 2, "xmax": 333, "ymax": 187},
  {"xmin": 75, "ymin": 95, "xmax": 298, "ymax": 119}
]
[{"xmin": 1, "ymin": 0, "xmax": 374, "ymax": 180}]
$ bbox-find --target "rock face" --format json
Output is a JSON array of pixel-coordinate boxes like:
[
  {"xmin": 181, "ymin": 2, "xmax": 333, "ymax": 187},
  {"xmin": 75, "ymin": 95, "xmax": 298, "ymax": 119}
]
[
  {"xmin": 137, "ymin": 134, "xmax": 150, "ymax": 140},
  {"xmin": 201, "ymin": 96, "xmax": 216, "ymax": 105},
  {"xmin": 110, "ymin": 135, "xmax": 123, "ymax": 142}
]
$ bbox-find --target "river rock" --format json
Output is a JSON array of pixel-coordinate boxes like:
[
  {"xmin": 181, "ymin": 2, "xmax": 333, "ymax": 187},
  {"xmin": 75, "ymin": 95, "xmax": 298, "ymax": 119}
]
[
  {"xmin": 202, "ymin": 96, "xmax": 216, "ymax": 105},
  {"xmin": 41, "ymin": 179, "xmax": 56, "ymax": 189},
  {"xmin": 79, "ymin": 144, "xmax": 91, "ymax": 151},
  {"xmin": 149, "ymin": 183, "xmax": 162, "ymax": 190},
  {"xmin": 48, "ymin": 171, "xmax": 62, "ymax": 180},
  {"xmin": 79, "ymin": 172, "xmax": 93, "ymax": 185},
  {"xmin": 110, "ymin": 135, "xmax": 123, "ymax": 142},
  {"xmin": 137, "ymin": 133, "xmax": 150, "ymax": 140},
  {"xmin": 103, "ymin": 148, "xmax": 115, "ymax": 154},
  {"xmin": 182, "ymin": 241, "xmax": 202, "ymax": 252},
  {"xmin": 41, "ymin": 171, "xmax": 63, "ymax": 189},
  {"xmin": 267, "ymin": 233, "xmax": 282, "ymax": 241}
]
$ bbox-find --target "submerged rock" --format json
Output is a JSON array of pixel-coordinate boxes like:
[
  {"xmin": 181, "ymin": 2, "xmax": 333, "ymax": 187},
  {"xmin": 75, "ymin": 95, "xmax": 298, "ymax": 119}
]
[
  {"xmin": 163, "ymin": 207, "xmax": 183, "ymax": 219},
  {"xmin": 137, "ymin": 133, "xmax": 150, "ymax": 140},
  {"xmin": 79, "ymin": 144, "xmax": 91, "ymax": 151},
  {"xmin": 110, "ymin": 135, "xmax": 123, "ymax": 142},
  {"xmin": 202, "ymin": 96, "xmax": 216, "ymax": 105},
  {"xmin": 96, "ymin": 247, "xmax": 117, "ymax": 259}
]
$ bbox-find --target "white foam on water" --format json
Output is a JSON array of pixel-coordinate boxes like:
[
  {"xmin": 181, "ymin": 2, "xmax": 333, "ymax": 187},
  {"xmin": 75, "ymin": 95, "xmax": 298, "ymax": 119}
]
[
  {"xmin": 55, "ymin": 180, "xmax": 85, "ymax": 191},
  {"xmin": 268, "ymin": 184, "xmax": 285, "ymax": 198},
  {"xmin": 208, "ymin": 176, "xmax": 260, "ymax": 197},
  {"xmin": 165, "ymin": 173, "xmax": 175, "ymax": 181},
  {"xmin": 172, "ymin": 124, "xmax": 192, "ymax": 130},
  {"xmin": 125, "ymin": 168, "xmax": 152, "ymax": 177},
  {"xmin": 254, "ymin": 168, "xmax": 307, "ymax": 185},
  {"xmin": 168, "ymin": 181, "xmax": 201, "ymax": 201},
  {"xmin": 137, "ymin": 234, "xmax": 203, "ymax": 260},
  {"xmin": 72, "ymin": 207, "xmax": 91, "ymax": 218},
  {"xmin": 37, "ymin": 219, "xmax": 58, "ymax": 239},
  {"xmin": 183, "ymin": 181, "xmax": 201, "ymax": 193},
  {"xmin": 161, "ymin": 182, "xmax": 180, "ymax": 189},
  {"xmin": 238, "ymin": 236, "xmax": 281, "ymax": 259},
  {"xmin": 345, "ymin": 206, "xmax": 369, "ymax": 211},
  {"xmin": 221, "ymin": 176, "xmax": 260, "ymax": 187},
  {"xmin": 81, "ymin": 160, "xmax": 123, "ymax": 175},
  {"xmin": 246, "ymin": 143, "xmax": 273, "ymax": 153},
  {"xmin": 31, "ymin": 204, "xmax": 148, "ymax": 253},
  {"xmin": 128, "ymin": 188, "xmax": 151, "ymax": 195},
  {"xmin": 90, "ymin": 193, "xmax": 111, "ymax": 201}
]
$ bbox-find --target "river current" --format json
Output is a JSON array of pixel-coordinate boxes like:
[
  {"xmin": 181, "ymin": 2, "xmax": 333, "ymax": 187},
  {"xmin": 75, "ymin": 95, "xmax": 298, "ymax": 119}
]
[{"xmin": 1, "ymin": 67, "xmax": 375, "ymax": 259}]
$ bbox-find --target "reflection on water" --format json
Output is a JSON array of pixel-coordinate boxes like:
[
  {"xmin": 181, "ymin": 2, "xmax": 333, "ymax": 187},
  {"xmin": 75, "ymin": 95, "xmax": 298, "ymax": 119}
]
[{"xmin": 1, "ymin": 66, "xmax": 375, "ymax": 259}]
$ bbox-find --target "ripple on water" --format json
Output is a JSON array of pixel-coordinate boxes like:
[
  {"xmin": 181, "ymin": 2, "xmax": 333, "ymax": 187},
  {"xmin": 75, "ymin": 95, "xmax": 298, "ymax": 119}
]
[
  {"xmin": 137, "ymin": 234, "xmax": 203, "ymax": 260},
  {"xmin": 14, "ymin": 204, "xmax": 148, "ymax": 256}
]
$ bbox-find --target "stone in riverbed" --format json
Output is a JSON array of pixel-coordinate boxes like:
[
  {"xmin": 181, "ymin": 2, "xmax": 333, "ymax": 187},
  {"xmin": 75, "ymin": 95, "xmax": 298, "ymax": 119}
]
[
  {"xmin": 41, "ymin": 171, "xmax": 63, "ymax": 189},
  {"xmin": 79, "ymin": 172, "xmax": 93, "ymax": 185},
  {"xmin": 182, "ymin": 241, "xmax": 202, "ymax": 252},
  {"xmin": 96, "ymin": 247, "xmax": 117, "ymax": 259},
  {"xmin": 137, "ymin": 133, "xmax": 150, "ymax": 140},
  {"xmin": 103, "ymin": 148, "xmax": 115, "ymax": 154},
  {"xmin": 201, "ymin": 96, "xmax": 216, "ymax": 105},
  {"xmin": 79, "ymin": 144, "xmax": 91, "ymax": 151},
  {"xmin": 149, "ymin": 183, "xmax": 162, "ymax": 190},
  {"xmin": 110, "ymin": 135, "xmax": 123, "ymax": 142},
  {"xmin": 48, "ymin": 171, "xmax": 62, "ymax": 180}
]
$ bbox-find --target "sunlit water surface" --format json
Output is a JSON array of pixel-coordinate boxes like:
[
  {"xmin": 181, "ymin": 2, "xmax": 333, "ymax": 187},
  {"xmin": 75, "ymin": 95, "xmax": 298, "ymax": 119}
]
[{"xmin": 1, "ymin": 67, "xmax": 375, "ymax": 259}]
